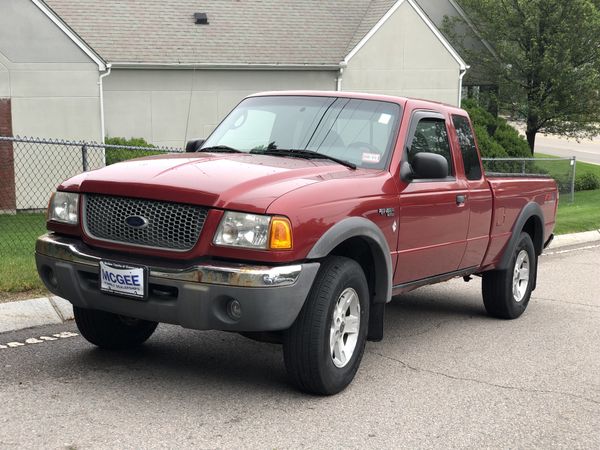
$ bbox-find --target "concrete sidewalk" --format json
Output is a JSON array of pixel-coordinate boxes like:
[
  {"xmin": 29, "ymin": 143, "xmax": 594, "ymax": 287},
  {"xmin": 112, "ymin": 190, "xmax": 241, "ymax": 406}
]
[
  {"xmin": 1, "ymin": 229, "xmax": 599, "ymax": 335},
  {"xmin": 0, "ymin": 296, "xmax": 73, "ymax": 333}
]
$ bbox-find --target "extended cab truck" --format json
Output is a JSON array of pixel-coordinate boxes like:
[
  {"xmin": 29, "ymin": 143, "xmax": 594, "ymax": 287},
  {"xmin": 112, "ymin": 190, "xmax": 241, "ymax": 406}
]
[{"xmin": 36, "ymin": 91, "xmax": 557, "ymax": 395}]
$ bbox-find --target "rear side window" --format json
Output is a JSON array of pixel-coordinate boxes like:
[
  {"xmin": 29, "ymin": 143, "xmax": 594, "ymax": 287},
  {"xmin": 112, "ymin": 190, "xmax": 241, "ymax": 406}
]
[
  {"xmin": 452, "ymin": 115, "xmax": 482, "ymax": 180},
  {"xmin": 408, "ymin": 118, "xmax": 453, "ymax": 177}
]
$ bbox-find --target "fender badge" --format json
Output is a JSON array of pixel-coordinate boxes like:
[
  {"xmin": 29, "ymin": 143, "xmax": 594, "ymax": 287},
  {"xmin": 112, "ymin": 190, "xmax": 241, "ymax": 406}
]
[{"xmin": 378, "ymin": 207, "xmax": 395, "ymax": 217}]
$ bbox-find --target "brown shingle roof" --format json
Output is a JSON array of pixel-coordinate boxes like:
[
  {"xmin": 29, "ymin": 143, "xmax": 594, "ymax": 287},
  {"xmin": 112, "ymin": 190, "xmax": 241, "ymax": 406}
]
[{"xmin": 43, "ymin": 0, "xmax": 399, "ymax": 66}]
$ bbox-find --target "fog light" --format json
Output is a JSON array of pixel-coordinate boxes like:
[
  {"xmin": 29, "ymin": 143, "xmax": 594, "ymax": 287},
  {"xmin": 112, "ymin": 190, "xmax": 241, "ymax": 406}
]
[
  {"xmin": 42, "ymin": 266, "xmax": 58, "ymax": 289},
  {"xmin": 227, "ymin": 299, "xmax": 242, "ymax": 320}
]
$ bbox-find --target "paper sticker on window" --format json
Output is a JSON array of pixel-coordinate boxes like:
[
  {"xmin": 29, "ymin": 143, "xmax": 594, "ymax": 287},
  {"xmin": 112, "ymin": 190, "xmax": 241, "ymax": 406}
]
[
  {"xmin": 362, "ymin": 152, "xmax": 381, "ymax": 163},
  {"xmin": 378, "ymin": 113, "xmax": 392, "ymax": 125}
]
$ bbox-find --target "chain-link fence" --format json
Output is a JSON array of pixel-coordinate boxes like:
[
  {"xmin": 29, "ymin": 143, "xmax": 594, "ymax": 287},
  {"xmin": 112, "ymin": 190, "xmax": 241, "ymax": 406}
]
[
  {"xmin": 0, "ymin": 136, "xmax": 182, "ymax": 292},
  {"xmin": 0, "ymin": 135, "xmax": 578, "ymax": 293},
  {"xmin": 482, "ymin": 156, "xmax": 576, "ymax": 203}
]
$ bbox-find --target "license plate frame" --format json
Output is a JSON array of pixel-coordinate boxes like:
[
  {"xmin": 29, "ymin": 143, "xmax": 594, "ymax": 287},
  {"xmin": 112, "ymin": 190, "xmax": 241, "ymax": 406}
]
[{"xmin": 99, "ymin": 260, "xmax": 148, "ymax": 300}]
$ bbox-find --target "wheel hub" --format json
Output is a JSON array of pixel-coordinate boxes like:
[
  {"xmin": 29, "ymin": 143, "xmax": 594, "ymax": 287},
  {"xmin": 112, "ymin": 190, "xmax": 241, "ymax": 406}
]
[
  {"xmin": 512, "ymin": 250, "xmax": 530, "ymax": 302},
  {"xmin": 329, "ymin": 287, "xmax": 360, "ymax": 368}
]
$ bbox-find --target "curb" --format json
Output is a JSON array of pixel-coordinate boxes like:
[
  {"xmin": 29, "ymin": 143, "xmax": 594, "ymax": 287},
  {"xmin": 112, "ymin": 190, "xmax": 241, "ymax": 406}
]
[
  {"xmin": 548, "ymin": 229, "xmax": 600, "ymax": 249},
  {"xmin": 0, "ymin": 296, "xmax": 73, "ymax": 334},
  {"xmin": 1, "ymin": 230, "xmax": 599, "ymax": 335}
]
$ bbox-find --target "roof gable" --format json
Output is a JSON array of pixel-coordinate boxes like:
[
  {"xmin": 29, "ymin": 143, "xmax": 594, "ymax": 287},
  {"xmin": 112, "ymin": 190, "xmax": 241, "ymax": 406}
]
[{"xmin": 41, "ymin": 0, "xmax": 466, "ymax": 69}]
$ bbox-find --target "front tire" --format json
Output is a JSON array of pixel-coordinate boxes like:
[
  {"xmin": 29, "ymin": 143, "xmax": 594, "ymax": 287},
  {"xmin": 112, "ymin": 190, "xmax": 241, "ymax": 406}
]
[
  {"xmin": 74, "ymin": 306, "xmax": 158, "ymax": 349},
  {"xmin": 482, "ymin": 232, "xmax": 536, "ymax": 319},
  {"xmin": 283, "ymin": 256, "xmax": 369, "ymax": 395}
]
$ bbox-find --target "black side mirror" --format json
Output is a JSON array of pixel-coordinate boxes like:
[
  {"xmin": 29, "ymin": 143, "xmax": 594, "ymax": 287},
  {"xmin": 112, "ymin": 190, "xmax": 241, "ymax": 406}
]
[
  {"xmin": 406, "ymin": 152, "xmax": 448, "ymax": 180},
  {"xmin": 185, "ymin": 139, "xmax": 205, "ymax": 152}
]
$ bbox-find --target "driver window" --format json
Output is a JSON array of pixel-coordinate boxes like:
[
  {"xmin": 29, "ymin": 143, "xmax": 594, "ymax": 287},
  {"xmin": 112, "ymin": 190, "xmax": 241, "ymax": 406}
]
[{"xmin": 409, "ymin": 118, "xmax": 453, "ymax": 176}]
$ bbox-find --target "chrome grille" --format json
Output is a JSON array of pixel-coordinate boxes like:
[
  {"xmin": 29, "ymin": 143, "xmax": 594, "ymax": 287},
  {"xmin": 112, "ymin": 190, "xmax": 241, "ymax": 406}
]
[{"xmin": 84, "ymin": 194, "xmax": 207, "ymax": 251}]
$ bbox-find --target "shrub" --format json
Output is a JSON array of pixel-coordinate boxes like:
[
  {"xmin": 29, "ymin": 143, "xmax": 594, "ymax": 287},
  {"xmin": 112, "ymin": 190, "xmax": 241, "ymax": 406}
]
[
  {"xmin": 493, "ymin": 122, "xmax": 531, "ymax": 158},
  {"xmin": 472, "ymin": 124, "xmax": 507, "ymax": 158},
  {"xmin": 574, "ymin": 172, "xmax": 600, "ymax": 191},
  {"xmin": 463, "ymin": 100, "xmax": 532, "ymax": 159},
  {"xmin": 104, "ymin": 136, "xmax": 161, "ymax": 165},
  {"xmin": 462, "ymin": 99, "xmax": 497, "ymax": 136}
]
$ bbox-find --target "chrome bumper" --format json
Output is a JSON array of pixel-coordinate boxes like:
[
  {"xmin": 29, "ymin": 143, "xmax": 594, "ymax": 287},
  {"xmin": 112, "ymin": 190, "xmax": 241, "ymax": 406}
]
[{"xmin": 35, "ymin": 233, "xmax": 302, "ymax": 288}]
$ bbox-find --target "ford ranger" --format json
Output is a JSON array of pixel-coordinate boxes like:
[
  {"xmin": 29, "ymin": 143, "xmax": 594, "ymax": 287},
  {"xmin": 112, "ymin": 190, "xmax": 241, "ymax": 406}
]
[{"xmin": 35, "ymin": 91, "xmax": 558, "ymax": 395}]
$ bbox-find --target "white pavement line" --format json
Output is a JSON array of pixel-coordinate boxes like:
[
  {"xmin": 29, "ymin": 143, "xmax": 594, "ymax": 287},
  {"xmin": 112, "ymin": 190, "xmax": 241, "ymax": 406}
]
[
  {"xmin": 543, "ymin": 243, "xmax": 600, "ymax": 256},
  {"xmin": 0, "ymin": 331, "xmax": 79, "ymax": 351}
]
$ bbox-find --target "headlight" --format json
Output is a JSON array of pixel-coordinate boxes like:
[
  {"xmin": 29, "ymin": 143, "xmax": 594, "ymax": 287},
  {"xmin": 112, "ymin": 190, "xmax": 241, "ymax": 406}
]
[
  {"xmin": 213, "ymin": 211, "xmax": 292, "ymax": 250},
  {"xmin": 48, "ymin": 191, "xmax": 79, "ymax": 225}
]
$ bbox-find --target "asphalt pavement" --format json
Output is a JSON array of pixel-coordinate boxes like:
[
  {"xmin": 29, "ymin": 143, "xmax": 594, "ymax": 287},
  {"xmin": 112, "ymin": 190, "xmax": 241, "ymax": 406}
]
[
  {"xmin": 1, "ymin": 243, "xmax": 599, "ymax": 449},
  {"xmin": 535, "ymin": 134, "xmax": 600, "ymax": 165}
]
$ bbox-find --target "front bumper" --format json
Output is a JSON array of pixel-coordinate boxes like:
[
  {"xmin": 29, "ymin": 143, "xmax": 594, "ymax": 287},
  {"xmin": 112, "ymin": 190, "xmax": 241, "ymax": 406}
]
[{"xmin": 35, "ymin": 233, "xmax": 319, "ymax": 331}]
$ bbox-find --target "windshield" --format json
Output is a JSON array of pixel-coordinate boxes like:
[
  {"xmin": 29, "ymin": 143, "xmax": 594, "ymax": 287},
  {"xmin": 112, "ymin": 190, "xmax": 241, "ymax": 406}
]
[{"xmin": 202, "ymin": 96, "xmax": 402, "ymax": 169}]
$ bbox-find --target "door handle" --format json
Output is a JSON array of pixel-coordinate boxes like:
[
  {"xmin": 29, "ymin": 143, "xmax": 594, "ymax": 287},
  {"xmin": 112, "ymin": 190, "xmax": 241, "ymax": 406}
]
[{"xmin": 456, "ymin": 194, "xmax": 467, "ymax": 205}]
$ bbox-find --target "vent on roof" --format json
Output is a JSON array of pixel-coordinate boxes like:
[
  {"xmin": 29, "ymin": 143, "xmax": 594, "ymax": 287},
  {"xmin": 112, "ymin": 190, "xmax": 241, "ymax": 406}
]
[{"xmin": 194, "ymin": 13, "xmax": 209, "ymax": 25}]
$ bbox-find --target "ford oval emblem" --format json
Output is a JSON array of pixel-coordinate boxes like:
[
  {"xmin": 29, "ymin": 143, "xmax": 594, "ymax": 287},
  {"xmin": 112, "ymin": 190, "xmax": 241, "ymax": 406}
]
[{"xmin": 125, "ymin": 215, "xmax": 149, "ymax": 229}]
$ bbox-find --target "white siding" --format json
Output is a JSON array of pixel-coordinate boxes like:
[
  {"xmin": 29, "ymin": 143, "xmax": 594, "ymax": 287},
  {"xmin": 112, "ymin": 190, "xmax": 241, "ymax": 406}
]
[
  {"xmin": 103, "ymin": 69, "xmax": 337, "ymax": 148},
  {"xmin": 342, "ymin": 1, "xmax": 461, "ymax": 105},
  {"xmin": 0, "ymin": 0, "xmax": 102, "ymax": 209}
]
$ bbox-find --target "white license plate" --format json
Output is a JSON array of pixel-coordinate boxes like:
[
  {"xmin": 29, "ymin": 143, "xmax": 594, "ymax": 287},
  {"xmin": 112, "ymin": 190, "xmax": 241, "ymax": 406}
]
[{"xmin": 99, "ymin": 261, "xmax": 147, "ymax": 299}]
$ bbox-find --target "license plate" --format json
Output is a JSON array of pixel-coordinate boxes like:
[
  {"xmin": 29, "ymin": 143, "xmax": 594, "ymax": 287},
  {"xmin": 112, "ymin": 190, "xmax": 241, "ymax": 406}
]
[{"xmin": 99, "ymin": 261, "xmax": 147, "ymax": 300}]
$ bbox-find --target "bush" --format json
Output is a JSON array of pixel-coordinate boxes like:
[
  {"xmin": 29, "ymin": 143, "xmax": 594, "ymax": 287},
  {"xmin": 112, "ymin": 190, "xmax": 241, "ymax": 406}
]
[
  {"xmin": 104, "ymin": 136, "xmax": 161, "ymax": 165},
  {"xmin": 472, "ymin": 124, "xmax": 507, "ymax": 158},
  {"xmin": 462, "ymin": 99, "xmax": 497, "ymax": 136},
  {"xmin": 574, "ymin": 173, "xmax": 600, "ymax": 191},
  {"xmin": 493, "ymin": 122, "xmax": 531, "ymax": 158},
  {"xmin": 462, "ymin": 100, "xmax": 532, "ymax": 159}
]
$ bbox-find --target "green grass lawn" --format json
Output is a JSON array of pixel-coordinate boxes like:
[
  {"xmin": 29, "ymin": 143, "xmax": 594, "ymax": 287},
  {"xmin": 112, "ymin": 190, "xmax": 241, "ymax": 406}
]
[
  {"xmin": 0, "ymin": 213, "xmax": 47, "ymax": 297},
  {"xmin": 535, "ymin": 153, "xmax": 600, "ymax": 234},
  {"xmin": 536, "ymin": 152, "xmax": 600, "ymax": 178},
  {"xmin": 554, "ymin": 189, "xmax": 600, "ymax": 235}
]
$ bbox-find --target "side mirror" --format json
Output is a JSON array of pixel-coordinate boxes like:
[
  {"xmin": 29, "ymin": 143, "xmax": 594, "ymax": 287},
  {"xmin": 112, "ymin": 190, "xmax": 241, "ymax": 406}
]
[
  {"xmin": 186, "ymin": 139, "xmax": 205, "ymax": 152},
  {"xmin": 404, "ymin": 152, "xmax": 448, "ymax": 180}
]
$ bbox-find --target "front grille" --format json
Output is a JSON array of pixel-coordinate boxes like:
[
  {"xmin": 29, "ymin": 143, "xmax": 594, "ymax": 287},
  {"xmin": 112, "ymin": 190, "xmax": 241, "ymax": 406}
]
[{"xmin": 83, "ymin": 194, "xmax": 208, "ymax": 251}]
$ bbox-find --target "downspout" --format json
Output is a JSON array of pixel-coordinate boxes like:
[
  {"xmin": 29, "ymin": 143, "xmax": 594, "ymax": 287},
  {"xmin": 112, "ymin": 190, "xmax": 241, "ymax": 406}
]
[
  {"xmin": 98, "ymin": 63, "xmax": 112, "ymax": 143},
  {"xmin": 458, "ymin": 66, "xmax": 468, "ymax": 107},
  {"xmin": 336, "ymin": 62, "xmax": 347, "ymax": 91}
]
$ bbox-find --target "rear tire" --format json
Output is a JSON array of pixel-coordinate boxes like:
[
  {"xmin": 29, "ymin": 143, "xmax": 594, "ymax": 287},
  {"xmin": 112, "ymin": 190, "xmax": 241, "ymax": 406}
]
[
  {"xmin": 283, "ymin": 256, "xmax": 369, "ymax": 395},
  {"xmin": 482, "ymin": 232, "xmax": 536, "ymax": 319},
  {"xmin": 74, "ymin": 306, "xmax": 158, "ymax": 349}
]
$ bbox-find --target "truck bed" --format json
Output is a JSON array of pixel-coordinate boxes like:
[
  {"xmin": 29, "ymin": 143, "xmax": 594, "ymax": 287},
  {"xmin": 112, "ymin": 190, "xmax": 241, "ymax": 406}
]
[{"xmin": 482, "ymin": 176, "xmax": 558, "ymax": 268}]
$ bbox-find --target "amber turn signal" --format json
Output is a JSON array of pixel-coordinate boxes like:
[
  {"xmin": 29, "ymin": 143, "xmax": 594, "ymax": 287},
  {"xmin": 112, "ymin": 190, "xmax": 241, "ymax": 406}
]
[{"xmin": 269, "ymin": 217, "xmax": 293, "ymax": 250}]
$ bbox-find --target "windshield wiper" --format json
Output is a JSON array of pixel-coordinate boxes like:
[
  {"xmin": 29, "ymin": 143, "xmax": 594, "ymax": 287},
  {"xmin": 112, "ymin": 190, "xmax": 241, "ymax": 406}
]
[
  {"xmin": 198, "ymin": 145, "xmax": 244, "ymax": 153},
  {"xmin": 250, "ymin": 148, "xmax": 356, "ymax": 170}
]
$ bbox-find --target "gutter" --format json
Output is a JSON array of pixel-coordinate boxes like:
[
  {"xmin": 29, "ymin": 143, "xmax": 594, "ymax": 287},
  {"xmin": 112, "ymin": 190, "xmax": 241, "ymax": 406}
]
[
  {"xmin": 98, "ymin": 64, "xmax": 112, "ymax": 143},
  {"xmin": 108, "ymin": 62, "xmax": 341, "ymax": 71},
  {"xmin": 336, "ymin": 62, "xmax": 347, "ymax": 91},
  {"xmin": 458, "ymin": 66, "xmax": 469, "ymax": 107}
]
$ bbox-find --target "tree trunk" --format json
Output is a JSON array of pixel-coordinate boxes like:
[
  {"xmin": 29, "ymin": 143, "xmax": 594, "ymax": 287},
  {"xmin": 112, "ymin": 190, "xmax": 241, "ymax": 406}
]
[{"xmin": 525, "ymin": 129, "xmax": 536, "ymax": 155}]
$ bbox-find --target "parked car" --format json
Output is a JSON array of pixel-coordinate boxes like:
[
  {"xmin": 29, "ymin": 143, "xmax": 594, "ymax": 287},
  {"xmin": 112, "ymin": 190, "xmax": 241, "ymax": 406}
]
[{"xmin": 36, "ymin": 91, "xmax": 558, "ymax": 395}]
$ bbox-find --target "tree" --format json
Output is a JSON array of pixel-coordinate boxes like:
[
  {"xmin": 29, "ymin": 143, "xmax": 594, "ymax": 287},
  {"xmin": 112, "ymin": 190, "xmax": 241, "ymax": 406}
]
[{"xmin": 448, "ymin": 0, "xmax": 600, "ymax": 153}]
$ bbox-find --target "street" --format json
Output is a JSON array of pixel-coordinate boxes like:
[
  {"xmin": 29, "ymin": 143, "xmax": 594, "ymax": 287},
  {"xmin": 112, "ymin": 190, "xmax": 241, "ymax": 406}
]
[
  {"xmin": 1, "ymin": 243, "xmax": 599, "ymax": 449},
  {"xmin": 536, "ymin": 134, "xmax": 600, "ymax": 165}
]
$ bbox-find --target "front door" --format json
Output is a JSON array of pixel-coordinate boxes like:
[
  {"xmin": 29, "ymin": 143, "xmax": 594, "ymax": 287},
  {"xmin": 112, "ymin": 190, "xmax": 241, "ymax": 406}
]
[{"xmin": 394, "ymin": 111, "xmax": 469, "ymax": 285}]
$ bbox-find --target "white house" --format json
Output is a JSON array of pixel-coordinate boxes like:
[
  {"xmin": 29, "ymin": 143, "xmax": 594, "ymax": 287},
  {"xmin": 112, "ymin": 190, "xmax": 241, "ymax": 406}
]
[{"xmin": 0, "ymin": 0, "xmax": 476, "ymax": 209}]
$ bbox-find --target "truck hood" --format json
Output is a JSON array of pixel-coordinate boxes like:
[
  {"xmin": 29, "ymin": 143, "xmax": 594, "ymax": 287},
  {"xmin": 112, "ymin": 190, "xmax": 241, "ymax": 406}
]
[{"xmin": 60, "ymin": 153, "xmax": 360, "ymax": 213}]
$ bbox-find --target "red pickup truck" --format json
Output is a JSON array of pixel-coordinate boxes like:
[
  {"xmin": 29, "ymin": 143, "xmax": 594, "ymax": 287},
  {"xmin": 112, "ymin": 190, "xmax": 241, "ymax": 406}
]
[{"xmin": 36, "ymin": 91, "xmax": 557, "ymax": 395}]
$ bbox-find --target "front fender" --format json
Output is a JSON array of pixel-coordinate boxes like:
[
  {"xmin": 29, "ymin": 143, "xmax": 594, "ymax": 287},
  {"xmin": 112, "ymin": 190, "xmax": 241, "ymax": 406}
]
[{"xmin": 307, "ymin": 217, "xmax": 392, "ymax": 304}]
